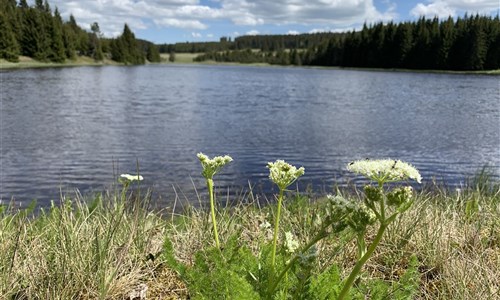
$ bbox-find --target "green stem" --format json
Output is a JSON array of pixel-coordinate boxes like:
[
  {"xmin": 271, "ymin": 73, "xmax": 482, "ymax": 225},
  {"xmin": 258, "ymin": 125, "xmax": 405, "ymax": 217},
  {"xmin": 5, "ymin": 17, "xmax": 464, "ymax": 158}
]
[
  {"xmin": 268, "ymin": 226, "xmax": 329, "ymax": 297},
  {"xmin": 356, "ymin": 232, "xmax": 366, "ymax": 259},
  {"xmin": 270, "ymin": 188, "xmax": 285, "ymax": 278},
  {"xmin": 207, "ymin": 178, "xmax": 220, "ymax": 248},
  {"xmin": 337, "ymin": 222, "xmax": 387, "ymax": 300}
]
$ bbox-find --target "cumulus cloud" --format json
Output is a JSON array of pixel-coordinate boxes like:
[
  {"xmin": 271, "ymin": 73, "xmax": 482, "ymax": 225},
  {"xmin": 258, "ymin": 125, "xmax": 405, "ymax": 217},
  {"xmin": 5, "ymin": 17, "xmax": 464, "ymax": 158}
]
[
  {"xmin": 246, "ymin": 30, "xmax": 260, "ymax": 35},
  {"xmin": 411, "ymin": 0, "xmax": 499, "ymax": 18},
  {"xmin": 220, "ymin": 0, "xmax": 397, "ymax": 26},
  {"xmin": 44, "ymin": 0, "xmax": 397, "ymax": 39},
  {"xmin": 287, "ymin": 30, "xmax": 300, "ymax": 35}
]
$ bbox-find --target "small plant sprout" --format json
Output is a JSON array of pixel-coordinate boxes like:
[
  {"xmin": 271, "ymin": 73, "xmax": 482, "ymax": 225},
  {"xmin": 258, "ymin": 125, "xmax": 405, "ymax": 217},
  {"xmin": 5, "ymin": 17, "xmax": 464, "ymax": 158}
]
[
  {"xmin": 197, "ymin": 152, "xmax": 233, "ymax": 248},
  {"xmin": 337, "ymin": 159, "xmax": 421, "ymax": 300},
  {"xmin": 266, "ymin": 160, "xmax": 304, "ymax": 282}
]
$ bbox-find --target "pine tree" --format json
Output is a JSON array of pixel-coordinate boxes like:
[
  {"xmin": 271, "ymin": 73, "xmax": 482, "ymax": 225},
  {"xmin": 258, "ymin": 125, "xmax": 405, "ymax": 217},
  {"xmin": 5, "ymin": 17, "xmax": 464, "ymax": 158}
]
[
  {"xmin": 89, "ymin": 22, "xmax": 103, "ymax": 61},
  {"xmin": 111, "ymin": 23, "xmax": 145, "ymax": 64},
  {"xmin": 437, "ymin": 16, "xmax": 455, "ymax": 69},
  {"xmin": 466, "ymin": 15, "xmax": 487, "ymax": 70},
  {"xmin": 146, "ymin": 44, "xmax": 161, "ymax": 62},
  {"xmin": 48, "ymin": 7, "xmax": 65, "ymax": 62},
  {"xmin": 0, "ymin": 11, "xmax": 20, "ymax": 62},
  {"xmin": 484, "ymin": 15, "xmax": 500, "ymax": 69},
  {"xmin": 394, "ymin": 22, "xmax": 413, "ymax": 67},
  {"xmin": 62, "ymin": 23, "xmax": 76, "ymax": 59}
]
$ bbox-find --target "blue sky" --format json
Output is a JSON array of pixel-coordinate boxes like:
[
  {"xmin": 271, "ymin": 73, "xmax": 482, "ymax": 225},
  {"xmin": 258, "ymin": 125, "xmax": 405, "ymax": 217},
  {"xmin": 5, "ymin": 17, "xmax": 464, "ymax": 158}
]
[{"xmin": 40, "ymin": 0, "xmax": 499, "ymax": 44}]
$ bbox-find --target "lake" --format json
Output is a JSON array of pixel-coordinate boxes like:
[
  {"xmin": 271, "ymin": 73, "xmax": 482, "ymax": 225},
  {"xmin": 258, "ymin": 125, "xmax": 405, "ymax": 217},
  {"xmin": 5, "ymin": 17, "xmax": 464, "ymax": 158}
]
[{"xmin": 1, "ymin": 65, "xmax": 499, "ymax": 207}]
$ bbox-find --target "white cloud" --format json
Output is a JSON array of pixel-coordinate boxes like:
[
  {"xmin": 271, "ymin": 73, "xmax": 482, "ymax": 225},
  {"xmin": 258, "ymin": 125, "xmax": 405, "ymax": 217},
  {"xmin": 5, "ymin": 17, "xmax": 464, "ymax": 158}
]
[
  {"xmin": 206, "ymin": 33, "xmax": 214, "ymax": 38},
  {"xmin": 411, "ymin": 1, "xmax": 456, "ymax": 17},
  {"xmin": 287, "ymin": 30, "xmax": 300, "ymax": 35},
  {"xmin": 44, "ymin": 0, "xmax": 398, "ymax": 39},
  {"xmin": 155, "ymin": 18, "xmax": 208, "ymax": 30},
  {"xmin": 191, "ymin": 32, "xmax": 202, "ymax": 38},
  {"xmin": 220, "ymin": 0, "xmax": 397, "ymax": 26},
  {"xmin": 246, "ymin": 30, "xmax": 260, "ymax": 35},
  {"xmin": 411, "ymin": 0, "xmax": 499, "ymax": 18}
]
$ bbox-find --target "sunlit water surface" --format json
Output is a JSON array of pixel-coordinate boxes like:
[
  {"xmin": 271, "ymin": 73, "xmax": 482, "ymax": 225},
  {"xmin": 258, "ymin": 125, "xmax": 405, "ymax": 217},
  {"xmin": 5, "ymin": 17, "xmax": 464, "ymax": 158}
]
[{"xmin": 1, "ymin": 65, "xmax": 499, "ymax": 207}]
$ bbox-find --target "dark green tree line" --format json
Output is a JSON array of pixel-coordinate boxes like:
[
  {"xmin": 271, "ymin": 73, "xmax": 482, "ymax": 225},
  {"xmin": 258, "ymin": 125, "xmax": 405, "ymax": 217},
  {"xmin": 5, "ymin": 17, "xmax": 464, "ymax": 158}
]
[
  {"xmin": 309, "ymin": 15, "xmax": 500, "ymax": 70},
  {"xmin": 0, "ymin": 0, "xmax": 150, "ymax": 64},
  {"xmin": 193, "ymin": 15, "xmax": 499, "ymax": 71}
]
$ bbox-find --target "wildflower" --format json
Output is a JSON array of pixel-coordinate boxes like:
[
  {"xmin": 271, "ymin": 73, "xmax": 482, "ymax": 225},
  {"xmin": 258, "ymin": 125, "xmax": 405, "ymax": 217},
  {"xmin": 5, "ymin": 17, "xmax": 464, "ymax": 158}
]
[
  {"xmin": 259, "ymin": 221, "xmax": 271, "ymax": 230},
  {"xmin": 120, "ymin": 174, "xmax": 143, "ymax": 182},
  {"xmin": 267, "ymin": 160, "xmax": 305, "ymax": 190},
  {"xmin": 347, "ymin": 159, "xmax": 422, "ymax": 183},
  {"xmin": 197, "ymin": 152, "xmax": 233, "ymax": 179},
  {"xmin": 285, "ymin": 231, "xmax": 299, "ymax": 253},
  {"xmin": 197, "ymin": 152, "xmax": 232, "ymax": 249}
]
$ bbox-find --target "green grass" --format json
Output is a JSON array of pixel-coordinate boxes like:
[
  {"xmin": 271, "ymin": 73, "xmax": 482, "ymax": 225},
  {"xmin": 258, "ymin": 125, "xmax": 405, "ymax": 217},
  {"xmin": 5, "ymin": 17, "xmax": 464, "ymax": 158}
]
[
  {"xmin": 0, "ymin": 174, "xmax": 499, "ymax": 299},
  {"xmin": 160, "ymin": 53, "xmax": 199, "ymax": 64},
  {"xmin": 0, "ymin": 56, "xmax": 120, "ymax": 69}
]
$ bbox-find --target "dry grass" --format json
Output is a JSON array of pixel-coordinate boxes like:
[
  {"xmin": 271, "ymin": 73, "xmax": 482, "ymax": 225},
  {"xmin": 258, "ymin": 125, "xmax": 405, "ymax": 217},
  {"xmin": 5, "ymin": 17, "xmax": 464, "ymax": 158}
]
[{"xmin": 0, "ymin": 179, "xmax": 498, "ymax": 299}]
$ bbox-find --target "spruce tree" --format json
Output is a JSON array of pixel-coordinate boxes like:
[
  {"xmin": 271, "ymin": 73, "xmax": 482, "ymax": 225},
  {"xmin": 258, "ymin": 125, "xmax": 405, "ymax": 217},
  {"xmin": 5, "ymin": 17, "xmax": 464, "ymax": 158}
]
[
  {"xmin": 0, "ymin": 11, "xmax": 20, "ymax": 62},
  {"xmin": 146, "ymin": 44, "xmax": 161, "ymax": 62},
  {"xmin": 437, "ymin": 16, "xmax": 455, "ymax": 69},
  {"xmin": 111, "ymin": 23, "xmax": 145, "ymax": 64},
  {"xmin": 48, "ymin": 7, "xmax": 65, "ymax": 62},
  {"xmin": 89, "ymin": 22, "xmax": 104, "ymax": 61}
]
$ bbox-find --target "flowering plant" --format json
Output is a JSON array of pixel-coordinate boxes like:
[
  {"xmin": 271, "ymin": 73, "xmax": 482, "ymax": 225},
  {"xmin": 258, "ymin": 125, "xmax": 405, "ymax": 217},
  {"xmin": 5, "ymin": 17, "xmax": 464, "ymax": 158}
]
[
  {"xmin": 266, "ymin": 159, "xmax": 304, "ymax": 286},
  {"xmin": 347, "ymin": 159, "xmax": 421, "ymax": 184},
  {"xmin": 197, "ymin": 152, "xmax": 233, "ymax": 248},
  {"xmin": 267, "ymin": 160, "xmax": 305, "ymax": 190},
  {"xmin": 336, "ymin": 159, "xmax": 421, "ymax": 300}
]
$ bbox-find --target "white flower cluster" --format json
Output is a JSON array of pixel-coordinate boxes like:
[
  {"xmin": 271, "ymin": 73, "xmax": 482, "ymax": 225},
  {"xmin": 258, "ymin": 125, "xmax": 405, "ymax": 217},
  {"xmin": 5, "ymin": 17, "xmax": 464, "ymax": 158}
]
[
  {"xmin": 285, "ymin": 231, "xmax": 299, "ymax": 253},
  {"xmin": 120, "ymin": 174, "xmax": 144, "ymax": 182},
  {"xmin": 267, "ymin": 160, "xmax": 305, "ymax": 190},
  {"xmin": 197, "ymin": 152, "xmax": 233, "ymax": 179},
  {"xmin": 347, "ymin": 159, "xmax": 422, "ymax": 183}
]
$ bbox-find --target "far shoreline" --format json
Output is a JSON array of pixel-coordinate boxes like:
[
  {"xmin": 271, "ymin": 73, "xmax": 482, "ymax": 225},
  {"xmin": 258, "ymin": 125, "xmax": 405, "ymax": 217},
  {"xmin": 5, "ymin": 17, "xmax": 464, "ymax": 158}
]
[{"xmin": 2, "ymin": 55, "xmax": 499, "ymax": 76}]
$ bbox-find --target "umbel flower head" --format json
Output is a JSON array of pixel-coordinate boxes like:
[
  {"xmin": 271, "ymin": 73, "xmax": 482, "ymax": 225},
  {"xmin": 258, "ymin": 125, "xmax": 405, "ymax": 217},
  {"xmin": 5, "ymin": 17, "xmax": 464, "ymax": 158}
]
[
  {"xmin": 267, "ymin": 160, "xmax": 305, "ymax": 190},
  {"xmin": 119, "ymin": 174, "xmax": 144, "ymax": 182},
  {"xmin": 284, "ymin": 231, "xmax": 299, "ymax": 253},
  {"xmin": 347, "ymin": 159, "xmax": 422, "ymax": 184},
  {"xmin": 197, "ymin": 152, "xmax": 233, "ymax": 179}
]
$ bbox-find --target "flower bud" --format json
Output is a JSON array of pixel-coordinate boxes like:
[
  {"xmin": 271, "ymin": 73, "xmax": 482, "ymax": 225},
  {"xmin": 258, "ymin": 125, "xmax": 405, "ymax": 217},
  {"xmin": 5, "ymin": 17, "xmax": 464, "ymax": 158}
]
[
  {"xmin": 364, "ymin": 185, "xmax": 382, "ymax": 202},
  {"xmin": 197, "ymin": 152, "xmax": 233, "ymax": 179},
  {"xmin": 267, "ymin": 160, "xmax": 305, "ymax": 190},
  {"xmin": 387, "ymin": 186, "xmax": 413, "ymax": 207}
]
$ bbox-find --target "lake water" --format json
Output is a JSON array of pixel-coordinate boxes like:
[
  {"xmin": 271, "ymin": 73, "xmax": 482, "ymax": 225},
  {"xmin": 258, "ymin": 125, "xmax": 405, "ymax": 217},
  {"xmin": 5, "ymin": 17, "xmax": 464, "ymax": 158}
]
[{"xmin": 1, "ymin": 65, "xmax": 499, "ymax": 207}]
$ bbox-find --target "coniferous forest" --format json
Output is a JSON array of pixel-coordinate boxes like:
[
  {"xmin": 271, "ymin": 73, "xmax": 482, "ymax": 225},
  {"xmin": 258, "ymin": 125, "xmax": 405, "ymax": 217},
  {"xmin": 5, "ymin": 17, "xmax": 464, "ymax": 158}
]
[
  {"xmin": 193, "ymin": 15, "xmax": 500, "ymax": 71},
  {"xmin": 1, "ymin": 0, "xmax": 499, "ymax": 70},
  {"xmin": 0, "ymin": 0, "xmax": 159, "ymax": 64}
]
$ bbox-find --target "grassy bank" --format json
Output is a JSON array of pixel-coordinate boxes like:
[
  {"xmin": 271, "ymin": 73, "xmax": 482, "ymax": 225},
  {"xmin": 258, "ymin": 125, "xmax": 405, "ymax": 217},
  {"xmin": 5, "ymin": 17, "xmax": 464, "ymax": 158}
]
[
  {"xmin": 0, "ymin": 56, "xmax": 120, "ymax": 69},
  {"xmin": 3, "ymin": 54, "xmax": 498, "ymax": 76},
  {"xmin": 0, "ymin": 175, "xmax": 498, "ymax": 299}
]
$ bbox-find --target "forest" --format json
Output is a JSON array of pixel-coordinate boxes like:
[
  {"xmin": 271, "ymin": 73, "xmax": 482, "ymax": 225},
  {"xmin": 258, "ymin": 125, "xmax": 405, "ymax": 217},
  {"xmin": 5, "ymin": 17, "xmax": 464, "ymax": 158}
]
[
  {"xmin": 0, "ymin": 0, "xmax": 160, "ymax": 64},
  {"xmin": 194, "ymin": 15, "xmax": 500, "ymax": 71},
  {"xmin": 1, "ymin": 0, "xmax": 499, "ymax": 71}
]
